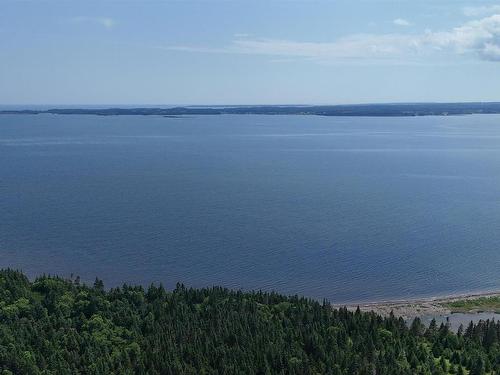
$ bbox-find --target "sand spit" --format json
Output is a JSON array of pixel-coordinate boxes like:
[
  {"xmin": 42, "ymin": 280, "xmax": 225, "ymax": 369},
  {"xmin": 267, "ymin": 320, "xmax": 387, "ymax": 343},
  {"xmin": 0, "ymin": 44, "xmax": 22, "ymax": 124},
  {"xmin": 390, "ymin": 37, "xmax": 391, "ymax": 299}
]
[{"xmin": 337, "ymin": 291, "xmax": 500, "ymax": 320}]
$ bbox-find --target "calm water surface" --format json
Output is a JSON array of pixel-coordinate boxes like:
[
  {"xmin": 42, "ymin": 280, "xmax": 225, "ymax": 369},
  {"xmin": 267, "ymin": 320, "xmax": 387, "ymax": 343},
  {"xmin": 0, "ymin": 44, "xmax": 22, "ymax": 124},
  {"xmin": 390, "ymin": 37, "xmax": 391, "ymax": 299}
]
[{"xmin": 1, "ymin": 114, "xmax": 500, "ymax": 303}]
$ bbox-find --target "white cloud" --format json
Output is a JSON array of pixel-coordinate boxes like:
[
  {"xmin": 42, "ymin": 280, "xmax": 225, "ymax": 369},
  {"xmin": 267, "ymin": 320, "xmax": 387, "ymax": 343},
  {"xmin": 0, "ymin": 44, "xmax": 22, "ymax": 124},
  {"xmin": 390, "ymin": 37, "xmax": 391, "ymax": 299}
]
[
  {"xmin": 166, "ymin": 13, "xmax": 500, "ymax": 63},
  {"xmin": 463, "ymin": 5, "xmax": 500, "ymax": 17},
  {"xmin": 393, "ymin": 18, "xmax": 412, "ymax": 27},
  {"xmin": 70, "ymin": 17, "xmax": 116, "ymax": 29},
  {"xmin": 427, "ymin": 14, "xmax": 500, "ymax": 61}
]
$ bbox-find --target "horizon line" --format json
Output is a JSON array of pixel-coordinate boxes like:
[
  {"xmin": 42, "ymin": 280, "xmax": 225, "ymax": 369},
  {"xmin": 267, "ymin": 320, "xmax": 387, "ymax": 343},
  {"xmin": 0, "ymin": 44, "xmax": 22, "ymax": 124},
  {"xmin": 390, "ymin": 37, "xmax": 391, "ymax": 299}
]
[{"xmin": 2, "ymin": 100, "xmax": 500, "ymax": 108}]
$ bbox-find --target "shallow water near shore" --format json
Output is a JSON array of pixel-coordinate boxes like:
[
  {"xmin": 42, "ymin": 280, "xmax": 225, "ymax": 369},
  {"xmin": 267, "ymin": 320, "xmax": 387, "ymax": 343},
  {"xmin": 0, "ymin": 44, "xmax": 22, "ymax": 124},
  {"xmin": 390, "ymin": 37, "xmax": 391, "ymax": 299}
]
[
  {"xmin": 420, "ymin": 313, "xmax": 500, "ymax": 331},
  {"xmin": 1, "ymin": 114, "xmax": 500, "ymax": 303}
]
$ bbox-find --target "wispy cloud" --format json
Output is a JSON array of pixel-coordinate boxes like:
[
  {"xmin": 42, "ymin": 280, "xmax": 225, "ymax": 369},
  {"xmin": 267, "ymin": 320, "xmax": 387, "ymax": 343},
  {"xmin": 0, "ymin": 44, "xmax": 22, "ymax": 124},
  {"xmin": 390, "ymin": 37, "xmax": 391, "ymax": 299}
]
[
  {"xmin": 165, "ymin": 35, "xmax": 422, "ymax": 63},
  {"xmin": 231, "ymin": 34, "xmax": 419, "ymax": 61},
  {"xmin": 70, "ymin": 16, "xmax": 116, "ymax": 29},
  {"xmin": 463, "ymin": 5, "xmax": 500, "ymax": 17},
  {"xmin": 393, "ymin": 18, "xmax": 412, "ymax": 27},
  {"xmin": 165, "ymin": 13, "xmax": 500, "ymax": 64}
]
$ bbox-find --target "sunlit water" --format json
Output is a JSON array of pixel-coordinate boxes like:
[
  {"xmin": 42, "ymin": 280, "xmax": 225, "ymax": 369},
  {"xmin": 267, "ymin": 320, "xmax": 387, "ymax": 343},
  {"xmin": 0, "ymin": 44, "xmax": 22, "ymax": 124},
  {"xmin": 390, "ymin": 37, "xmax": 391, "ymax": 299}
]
[{"xmin": 1, "ymin": 114, "xmax": 500, "ymax": 303}]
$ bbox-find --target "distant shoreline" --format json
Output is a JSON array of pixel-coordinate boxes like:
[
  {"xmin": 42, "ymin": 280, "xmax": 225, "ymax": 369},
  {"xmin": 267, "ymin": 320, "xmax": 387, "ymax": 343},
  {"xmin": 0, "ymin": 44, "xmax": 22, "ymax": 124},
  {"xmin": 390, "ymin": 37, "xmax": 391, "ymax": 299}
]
[{"xmin": 3, "ymin": 102, "xmax": 500, "ymax": 117}]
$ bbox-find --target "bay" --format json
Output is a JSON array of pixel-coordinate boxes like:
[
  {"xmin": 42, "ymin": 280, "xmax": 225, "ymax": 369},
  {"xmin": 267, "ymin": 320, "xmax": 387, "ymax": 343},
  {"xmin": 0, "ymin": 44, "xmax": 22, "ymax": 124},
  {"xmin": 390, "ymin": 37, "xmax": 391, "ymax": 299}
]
[{"xmin": 1, "ymin": 114, "xmax": 500, "ymax": 303}]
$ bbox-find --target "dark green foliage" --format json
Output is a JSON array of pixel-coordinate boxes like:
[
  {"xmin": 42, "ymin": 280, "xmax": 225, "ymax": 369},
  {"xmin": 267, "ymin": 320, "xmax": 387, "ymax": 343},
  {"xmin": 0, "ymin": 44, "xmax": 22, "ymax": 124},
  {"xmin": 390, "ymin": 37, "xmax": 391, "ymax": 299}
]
[{"xmin": 1, "ymin": 269, "xmax": 500, "ymax": 374}]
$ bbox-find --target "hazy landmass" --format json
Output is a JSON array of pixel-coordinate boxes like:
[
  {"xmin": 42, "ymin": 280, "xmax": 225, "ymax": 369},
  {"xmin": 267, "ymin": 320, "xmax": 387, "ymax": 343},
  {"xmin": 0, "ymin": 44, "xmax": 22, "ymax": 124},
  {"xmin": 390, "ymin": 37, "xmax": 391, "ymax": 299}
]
[{"xmin": 3, "ymin": 102, "xmax": 500, "ymax": 117}]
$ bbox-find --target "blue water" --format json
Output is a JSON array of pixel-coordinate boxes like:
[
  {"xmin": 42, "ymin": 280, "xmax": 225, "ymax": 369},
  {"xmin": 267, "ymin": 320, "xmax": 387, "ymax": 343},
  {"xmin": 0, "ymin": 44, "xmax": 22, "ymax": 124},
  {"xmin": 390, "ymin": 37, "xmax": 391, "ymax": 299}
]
[{"xmin": 1, "ymin": 114, "xmax": 500, "ymax": 303}]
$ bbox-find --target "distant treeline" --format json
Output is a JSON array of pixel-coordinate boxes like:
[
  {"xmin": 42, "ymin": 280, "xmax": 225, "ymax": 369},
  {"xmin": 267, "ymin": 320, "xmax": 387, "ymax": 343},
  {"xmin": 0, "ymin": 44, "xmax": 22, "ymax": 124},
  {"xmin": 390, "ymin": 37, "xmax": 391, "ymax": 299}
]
[
  {"xmin": 3, "ymin": 102, "xmax": 500, "ymax": 117},
  {"xmin": 1, "ymin": 269, "xmax": 500, "ymax": 374}
]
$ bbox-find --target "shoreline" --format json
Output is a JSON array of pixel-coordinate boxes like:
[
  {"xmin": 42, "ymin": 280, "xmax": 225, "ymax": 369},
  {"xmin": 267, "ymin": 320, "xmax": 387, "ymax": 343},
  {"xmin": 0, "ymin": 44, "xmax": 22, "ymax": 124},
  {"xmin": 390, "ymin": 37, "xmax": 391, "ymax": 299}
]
[
  {"xmin": 337, "ymin": 290, "xmax": 500, "ymax": 320},
  {"xmin": 3, "ymin": 102, "xmax": 500, "ymax": 117}
]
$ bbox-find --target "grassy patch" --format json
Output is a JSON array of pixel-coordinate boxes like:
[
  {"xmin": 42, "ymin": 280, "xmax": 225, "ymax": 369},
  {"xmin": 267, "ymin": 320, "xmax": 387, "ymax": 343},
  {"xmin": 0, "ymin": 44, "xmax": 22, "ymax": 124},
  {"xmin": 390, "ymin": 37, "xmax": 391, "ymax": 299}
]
[{"xmin": 444, "ymin": 296, "xmax": 500, "ymax": 313}]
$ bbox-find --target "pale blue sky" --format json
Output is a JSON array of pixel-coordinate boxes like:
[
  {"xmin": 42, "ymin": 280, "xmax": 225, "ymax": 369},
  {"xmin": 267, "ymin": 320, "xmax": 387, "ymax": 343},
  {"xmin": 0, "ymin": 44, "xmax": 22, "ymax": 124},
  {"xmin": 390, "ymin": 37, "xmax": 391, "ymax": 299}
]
[{"xmin": 2, "ymin": 0, "xmax": 500, "ymax": 105}]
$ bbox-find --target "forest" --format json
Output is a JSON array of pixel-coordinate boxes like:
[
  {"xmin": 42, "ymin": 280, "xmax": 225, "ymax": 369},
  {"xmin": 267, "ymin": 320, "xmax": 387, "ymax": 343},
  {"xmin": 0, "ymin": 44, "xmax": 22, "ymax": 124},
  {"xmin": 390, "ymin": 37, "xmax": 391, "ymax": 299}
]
[{"xmin": 1, "ymin": 268, "xmax": 500, "ymax": 374}]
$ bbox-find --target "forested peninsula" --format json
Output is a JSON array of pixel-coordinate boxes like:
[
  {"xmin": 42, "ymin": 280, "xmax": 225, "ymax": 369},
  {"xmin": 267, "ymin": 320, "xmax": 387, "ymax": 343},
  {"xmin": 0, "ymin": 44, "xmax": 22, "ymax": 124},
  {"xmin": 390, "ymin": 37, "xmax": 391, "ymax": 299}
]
[
  {"xmin": 3, "ymin": 102, "xmax": 500, "ymax": 117},
  {"xmin": 1, "ymin": 269, "xmax": 500, "ymax": 374}
]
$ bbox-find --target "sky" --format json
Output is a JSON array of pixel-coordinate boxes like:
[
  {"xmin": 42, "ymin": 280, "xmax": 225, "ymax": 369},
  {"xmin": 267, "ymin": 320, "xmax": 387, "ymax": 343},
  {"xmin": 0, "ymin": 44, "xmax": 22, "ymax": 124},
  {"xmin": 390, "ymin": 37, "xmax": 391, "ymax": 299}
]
[{"xmin": 2, "ymin": 0, "xmax": 500, "ymax": 105}]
